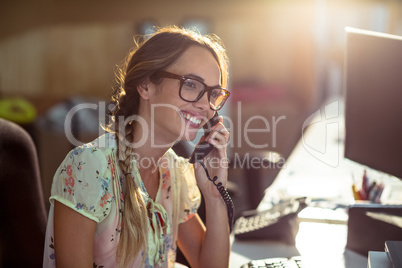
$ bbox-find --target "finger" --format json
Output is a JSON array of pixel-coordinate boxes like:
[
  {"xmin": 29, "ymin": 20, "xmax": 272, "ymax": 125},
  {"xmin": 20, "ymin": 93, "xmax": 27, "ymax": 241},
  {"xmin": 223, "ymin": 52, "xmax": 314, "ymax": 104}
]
[
  {"xmin": 211, "ymin": 127, "xmax": 230, "ymax": 142},
  {"xmin": 208, "ymin": 123, "xmax": 229, "ymax": 139},
  {"xmin": 207, "ymin": 132, "xmax": 229, "ymax": 149},
  {"xmin": 219, "ymin": 129, "xmax": 230, "ymax": 139},
  {"xmin": 212, "ymin": 131, "xmax": 228, "ymax": 144}
]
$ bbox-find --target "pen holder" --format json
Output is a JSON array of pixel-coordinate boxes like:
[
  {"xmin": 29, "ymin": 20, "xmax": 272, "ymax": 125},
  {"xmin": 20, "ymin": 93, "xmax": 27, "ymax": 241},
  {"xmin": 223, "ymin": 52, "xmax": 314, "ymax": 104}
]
[{"xmin": 351, "ymin": 170, "xmax": 384, "ymax": 203}]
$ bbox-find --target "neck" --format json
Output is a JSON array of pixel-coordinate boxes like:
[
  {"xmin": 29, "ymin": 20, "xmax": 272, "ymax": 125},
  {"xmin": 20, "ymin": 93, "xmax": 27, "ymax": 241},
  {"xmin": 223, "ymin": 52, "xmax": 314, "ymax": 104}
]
[{"xmin": 130, "ymin": 120, "xmax": 174, "ymax": 177}]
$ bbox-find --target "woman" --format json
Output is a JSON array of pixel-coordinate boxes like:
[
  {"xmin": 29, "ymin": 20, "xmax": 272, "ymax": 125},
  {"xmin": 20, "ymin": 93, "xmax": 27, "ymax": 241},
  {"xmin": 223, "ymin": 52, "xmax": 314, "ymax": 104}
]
[{"xmin": 43, "ymin": 26, "xmax": 232, "ymax": 268}]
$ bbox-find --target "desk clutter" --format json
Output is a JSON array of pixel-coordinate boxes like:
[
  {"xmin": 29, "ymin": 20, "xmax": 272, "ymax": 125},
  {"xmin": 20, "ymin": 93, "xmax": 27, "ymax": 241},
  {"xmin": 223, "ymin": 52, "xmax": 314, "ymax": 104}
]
[
  {"xmin": 385, "ymin": 241, "xmax": 402, "ymax": 268},
  {"xmin": 240, "ymin": 256, "xmax": 304, "ymax": 268},
  {"xmin": 367, "ymin": 241, "xmax": 402, "ymax": 268}
]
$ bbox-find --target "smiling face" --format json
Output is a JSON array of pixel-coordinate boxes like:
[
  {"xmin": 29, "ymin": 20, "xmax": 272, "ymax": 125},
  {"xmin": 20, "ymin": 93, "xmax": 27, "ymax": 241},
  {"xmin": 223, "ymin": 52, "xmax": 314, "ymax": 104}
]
[{"xmin": 140, "ymin": 45, "xmax": 221, "ymax": 146}]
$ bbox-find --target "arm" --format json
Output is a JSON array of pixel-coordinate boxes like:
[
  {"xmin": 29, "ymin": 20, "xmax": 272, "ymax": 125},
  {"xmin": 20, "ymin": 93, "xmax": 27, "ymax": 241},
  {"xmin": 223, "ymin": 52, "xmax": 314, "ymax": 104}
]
[
  {"xmin": 177, "ymin": 200, "xmax": 230, "ymax": 268},
  {"xmin": 178, "ymin": 118, "xmax": 231, "ymax": 268},
  {"xmin": 54, "ymin": 200, "xmax": 97, "ymax": 268}
]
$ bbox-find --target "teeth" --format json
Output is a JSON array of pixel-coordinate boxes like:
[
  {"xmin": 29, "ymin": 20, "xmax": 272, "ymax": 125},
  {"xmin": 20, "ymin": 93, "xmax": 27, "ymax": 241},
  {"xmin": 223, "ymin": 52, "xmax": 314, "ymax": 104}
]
[{"xmin": 183, "ymin": 113, "xmax": 201, "ymax": 125}]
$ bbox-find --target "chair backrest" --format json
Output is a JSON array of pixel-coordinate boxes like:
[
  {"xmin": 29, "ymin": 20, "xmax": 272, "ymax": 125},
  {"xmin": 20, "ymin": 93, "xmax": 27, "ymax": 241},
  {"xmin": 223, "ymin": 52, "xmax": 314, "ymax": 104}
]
[{"xmin": 0, "ymin": 118, "xmax": 47, "ymax": 267}]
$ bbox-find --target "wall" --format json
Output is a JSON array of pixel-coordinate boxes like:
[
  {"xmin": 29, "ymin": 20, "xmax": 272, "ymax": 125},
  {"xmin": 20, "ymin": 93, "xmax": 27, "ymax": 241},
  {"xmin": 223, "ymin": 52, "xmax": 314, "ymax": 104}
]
[
  {"xmin": 2, "ymin": 0, "xmax": 401, "ymax": 106},
  {"xmin": 0, "ymin": 1, "xmax": 318, "ymax": 106}
]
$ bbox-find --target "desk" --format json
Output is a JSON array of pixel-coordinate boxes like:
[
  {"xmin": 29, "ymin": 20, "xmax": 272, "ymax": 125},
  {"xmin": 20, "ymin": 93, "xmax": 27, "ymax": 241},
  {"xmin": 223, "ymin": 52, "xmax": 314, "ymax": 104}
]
[
  {"xmin": 230, "ymin": 222, "xmax": 368, "ymax": 268},
  {"xmin": 229, "ymin": 99, "xmax": 402, "ymax": 268}
]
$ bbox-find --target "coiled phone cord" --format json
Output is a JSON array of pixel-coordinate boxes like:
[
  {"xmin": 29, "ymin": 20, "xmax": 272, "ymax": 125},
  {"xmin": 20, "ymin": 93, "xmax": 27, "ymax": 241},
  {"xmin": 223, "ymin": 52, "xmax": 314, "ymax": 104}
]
[{"xmin": 198, "ymin": 160, "xmax": 234, "ymax": 233}]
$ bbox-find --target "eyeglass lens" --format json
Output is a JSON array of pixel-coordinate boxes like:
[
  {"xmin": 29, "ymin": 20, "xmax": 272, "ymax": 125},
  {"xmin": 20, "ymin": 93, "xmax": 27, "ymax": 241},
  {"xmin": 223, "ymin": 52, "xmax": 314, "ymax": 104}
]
[{"xmin": 181, "ymin": 78, "xmax": 226, "ymax": 110}]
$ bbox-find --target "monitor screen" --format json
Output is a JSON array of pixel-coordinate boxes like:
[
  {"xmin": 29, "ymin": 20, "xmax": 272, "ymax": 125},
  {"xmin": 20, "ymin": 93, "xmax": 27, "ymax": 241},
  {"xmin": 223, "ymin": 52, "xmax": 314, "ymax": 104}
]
[{"xmin": 344, "ymin": 27, "xmax": 402, "ymax": 179}]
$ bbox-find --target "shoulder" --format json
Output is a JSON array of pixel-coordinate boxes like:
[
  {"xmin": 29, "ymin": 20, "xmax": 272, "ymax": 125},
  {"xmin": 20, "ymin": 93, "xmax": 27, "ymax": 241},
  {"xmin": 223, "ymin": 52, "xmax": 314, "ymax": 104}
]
[
  {"xmin": 67, "ymin": 133, "xmax": 116, "ymax": 162},
  {"xmin": 50, "ymin": 133, "xmax": 118, "ymax": 222},
  {"xmin": 56, "ymin": 133, "xmax": 118, "ymax": 190},
  {"xmin": 78, "ymin": 132, "xmax": 116, "ymax": 154}
]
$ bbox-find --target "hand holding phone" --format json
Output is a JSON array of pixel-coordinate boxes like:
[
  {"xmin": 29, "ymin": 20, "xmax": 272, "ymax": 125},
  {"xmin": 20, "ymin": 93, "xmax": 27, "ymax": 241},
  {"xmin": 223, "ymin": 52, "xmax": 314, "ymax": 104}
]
[
  {"xmin": 189, "ymin": 112, "xmax": 220, "ymax": 164},
  {"xmin": 189, "ymin": 112, "xmax": 235, "ymax": 232}
]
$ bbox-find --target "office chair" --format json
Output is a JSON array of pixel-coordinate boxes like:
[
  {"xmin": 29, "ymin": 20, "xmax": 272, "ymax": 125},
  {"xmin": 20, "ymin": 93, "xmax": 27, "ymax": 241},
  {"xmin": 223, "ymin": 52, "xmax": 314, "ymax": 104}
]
[{"xmin": 0, "ymin": 118, "xmax": 47, "ymax": 267}]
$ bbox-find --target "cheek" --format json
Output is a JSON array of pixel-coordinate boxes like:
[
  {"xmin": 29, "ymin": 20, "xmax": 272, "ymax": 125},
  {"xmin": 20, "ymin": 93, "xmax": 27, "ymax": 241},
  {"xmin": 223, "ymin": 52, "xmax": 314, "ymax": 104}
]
[
  {"xmin": 150, "ymin": 91, "xmax": 181, "ymax": 115},
  {"xmin": 153, "ymin": 106, "xmax": 179, "ymax": 121},
  {"xmin": 156, "ymin": 107, "xmax": 183, "ymax": 131}
]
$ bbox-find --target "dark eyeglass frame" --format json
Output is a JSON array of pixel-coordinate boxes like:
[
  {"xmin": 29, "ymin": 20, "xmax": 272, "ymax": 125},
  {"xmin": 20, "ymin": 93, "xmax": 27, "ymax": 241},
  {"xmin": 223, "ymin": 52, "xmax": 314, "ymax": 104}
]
[{"xmin": 158, "ymin": 71, "xmax": 230, "ymax": 111}]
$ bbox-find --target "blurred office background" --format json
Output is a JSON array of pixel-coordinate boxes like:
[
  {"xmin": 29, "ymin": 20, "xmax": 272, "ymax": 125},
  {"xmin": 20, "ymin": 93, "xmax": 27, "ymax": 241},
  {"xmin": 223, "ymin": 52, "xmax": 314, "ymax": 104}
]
[{"xmin": 1, "ymin": 0, "xmax": 402, "ymax": 212}]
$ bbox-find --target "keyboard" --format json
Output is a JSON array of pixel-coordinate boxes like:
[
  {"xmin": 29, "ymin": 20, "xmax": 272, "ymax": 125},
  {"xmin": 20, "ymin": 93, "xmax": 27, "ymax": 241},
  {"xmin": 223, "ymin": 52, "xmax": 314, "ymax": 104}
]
[{"xmin": 240, "ymin": 256, "xmax": 305, "ymax": 268}]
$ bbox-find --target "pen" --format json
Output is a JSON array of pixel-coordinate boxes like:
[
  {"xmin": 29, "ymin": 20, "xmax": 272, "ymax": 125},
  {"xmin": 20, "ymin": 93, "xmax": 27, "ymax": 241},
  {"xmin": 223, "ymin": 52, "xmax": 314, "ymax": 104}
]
[
  {"xmin": 368, "ymin": 182, "xmax": 378, "ymax": 202},
  {"xmin": 352, "ymin": 184, "xmax": 361, "ymax": 200},
  {"xmin": 362, "ymin": 170, "xmax": 369, "ymax": 194},
  {"xmin": 374, "ymin": 184, "xmax": 384, "ymax": 203}
]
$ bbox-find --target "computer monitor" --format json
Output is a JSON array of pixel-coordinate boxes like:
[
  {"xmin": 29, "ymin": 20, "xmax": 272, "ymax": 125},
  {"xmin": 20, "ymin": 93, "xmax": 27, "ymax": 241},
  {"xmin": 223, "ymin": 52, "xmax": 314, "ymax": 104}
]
[{"xmin": 344, "ymin": 27, "xmax": 402, "ymax": 179}]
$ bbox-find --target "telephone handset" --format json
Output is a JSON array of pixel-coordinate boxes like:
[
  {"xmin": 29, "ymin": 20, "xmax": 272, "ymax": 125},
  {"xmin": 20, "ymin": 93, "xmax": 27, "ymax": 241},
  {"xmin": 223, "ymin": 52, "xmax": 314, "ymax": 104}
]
[{"xmin": 189, "ymin": 112, "xmax": 220, "ymax": 164}]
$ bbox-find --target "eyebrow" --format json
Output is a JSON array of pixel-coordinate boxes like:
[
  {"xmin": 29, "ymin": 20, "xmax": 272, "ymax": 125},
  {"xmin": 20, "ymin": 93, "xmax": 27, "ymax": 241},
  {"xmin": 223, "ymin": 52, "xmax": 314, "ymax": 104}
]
[{"xmin": 183, "ymin": 73, "xmax": 205, "ymax": 83}]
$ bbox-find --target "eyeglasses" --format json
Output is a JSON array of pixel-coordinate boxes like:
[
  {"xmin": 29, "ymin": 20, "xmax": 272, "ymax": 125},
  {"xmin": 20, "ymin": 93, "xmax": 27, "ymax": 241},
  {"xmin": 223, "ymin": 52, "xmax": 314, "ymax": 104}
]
[{"xmin": 158, "ymin": 71, "xmax": 230, "ymax": 111}]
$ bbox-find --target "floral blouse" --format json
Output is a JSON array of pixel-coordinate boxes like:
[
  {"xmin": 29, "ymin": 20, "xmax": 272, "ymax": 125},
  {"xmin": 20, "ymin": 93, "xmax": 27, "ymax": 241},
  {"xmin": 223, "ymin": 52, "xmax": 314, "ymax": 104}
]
[{"xmin": 43, "ymin": 133, "xmax": 201, "ymax": 267}]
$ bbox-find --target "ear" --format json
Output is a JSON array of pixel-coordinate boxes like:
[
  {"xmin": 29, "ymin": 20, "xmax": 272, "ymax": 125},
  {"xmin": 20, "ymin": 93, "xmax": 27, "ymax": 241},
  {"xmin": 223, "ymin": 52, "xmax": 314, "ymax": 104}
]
[{"xmin": 137, "ymin": 80, "xmax": 151, "ymax": 100}]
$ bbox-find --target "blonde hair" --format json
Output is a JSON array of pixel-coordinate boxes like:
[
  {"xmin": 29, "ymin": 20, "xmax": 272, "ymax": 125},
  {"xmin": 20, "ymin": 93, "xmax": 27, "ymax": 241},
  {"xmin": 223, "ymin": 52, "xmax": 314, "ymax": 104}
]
[{"xmin": 105, "ymin": 26, "xmax": 229, "ymax": 267}]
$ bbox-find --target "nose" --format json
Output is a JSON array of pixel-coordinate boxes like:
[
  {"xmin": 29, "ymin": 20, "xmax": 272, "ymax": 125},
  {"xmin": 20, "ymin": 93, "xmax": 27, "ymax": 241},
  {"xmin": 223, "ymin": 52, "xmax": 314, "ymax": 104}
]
[{"xmin": 194, "ymin": 91, "xmax": 210, "ymax": 111}]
